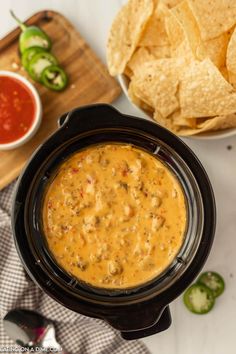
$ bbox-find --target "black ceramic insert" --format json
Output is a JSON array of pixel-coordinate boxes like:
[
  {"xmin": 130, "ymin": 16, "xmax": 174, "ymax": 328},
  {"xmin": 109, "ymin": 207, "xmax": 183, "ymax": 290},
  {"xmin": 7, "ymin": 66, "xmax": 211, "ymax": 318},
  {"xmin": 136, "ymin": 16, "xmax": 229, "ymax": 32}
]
[{"xmin": 12, "ymin": 104, "xmax": 216, "ymax": 339}]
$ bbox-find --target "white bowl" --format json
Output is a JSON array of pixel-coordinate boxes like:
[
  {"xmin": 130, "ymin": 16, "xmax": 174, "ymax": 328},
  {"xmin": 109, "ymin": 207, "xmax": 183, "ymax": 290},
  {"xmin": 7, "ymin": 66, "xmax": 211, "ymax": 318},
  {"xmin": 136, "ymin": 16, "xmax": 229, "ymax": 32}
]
[
  {"xmin": 0, "ymin": 71, "xmax": 42, "ymax": 150},
  {"xmin": 118, "ymin": 74, "xmax": 236, "ymax": 140}
]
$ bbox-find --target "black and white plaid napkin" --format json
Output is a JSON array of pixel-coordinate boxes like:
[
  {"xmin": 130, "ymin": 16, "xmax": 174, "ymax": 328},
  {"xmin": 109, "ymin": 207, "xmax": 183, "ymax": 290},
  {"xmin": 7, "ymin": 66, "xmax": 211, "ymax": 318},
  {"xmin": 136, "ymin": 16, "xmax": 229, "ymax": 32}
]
[{"xmin": 0, "ymin": 182, "xmax": 150, "ymax": 354}]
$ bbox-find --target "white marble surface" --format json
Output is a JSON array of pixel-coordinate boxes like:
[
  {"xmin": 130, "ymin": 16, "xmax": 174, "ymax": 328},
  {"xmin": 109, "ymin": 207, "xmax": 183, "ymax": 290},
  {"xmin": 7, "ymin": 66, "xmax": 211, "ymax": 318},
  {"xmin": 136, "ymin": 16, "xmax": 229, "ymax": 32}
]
[{"xmin": 0, "ymin": 1, "xmax": 236, "ymax": 353}]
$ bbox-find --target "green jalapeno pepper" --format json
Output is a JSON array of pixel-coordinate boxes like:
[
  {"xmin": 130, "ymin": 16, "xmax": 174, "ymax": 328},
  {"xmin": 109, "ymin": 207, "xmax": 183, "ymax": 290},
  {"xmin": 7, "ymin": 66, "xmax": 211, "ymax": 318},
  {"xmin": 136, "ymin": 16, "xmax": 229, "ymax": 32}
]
[
  {"xmin": 28, "ymin": 52, "xmax": 58, "ymax": 82},
  {"xmin": 22, "ymin": 46, "xmax": 47, "ymax": 70},
  {"xmin": 198, "ymin": 271, "xmax": 225, "ymax": 298},
  {"xmin": 41, "ymin": 65, "xmax": 68, "ymax": 91},
  {"xmin": 10, "ymin": 10, "xmax": 51, "ymax": 53},
  {"xmin": 183, "ymin": 284, "xmax": 215, "ymax": 314}
]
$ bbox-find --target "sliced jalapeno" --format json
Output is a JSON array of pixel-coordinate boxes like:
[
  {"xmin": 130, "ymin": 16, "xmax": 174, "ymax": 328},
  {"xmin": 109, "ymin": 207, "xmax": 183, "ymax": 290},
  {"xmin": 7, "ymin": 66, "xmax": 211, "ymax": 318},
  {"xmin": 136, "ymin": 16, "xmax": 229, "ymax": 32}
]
[
  {"xmin": 11, "ymin": 11, "xmax": 51, "ymax": 53},
  {"xmin": 183, "ymin": 284, "xmax": 215, "ymax": 314},
  {"xmin": 41, "ymin": 65, "xmax": 68, "ymax": 91},
  {"xmin": 28, "ymin": 52, "xmax": 58, "ymax": 82},
  {"xmin": 21, "ymin": 46, "xmax": 47, "ymax": 70},
  {"xmin": 198, "ymin": 271, "xmax": 225, "ymax": 298}
]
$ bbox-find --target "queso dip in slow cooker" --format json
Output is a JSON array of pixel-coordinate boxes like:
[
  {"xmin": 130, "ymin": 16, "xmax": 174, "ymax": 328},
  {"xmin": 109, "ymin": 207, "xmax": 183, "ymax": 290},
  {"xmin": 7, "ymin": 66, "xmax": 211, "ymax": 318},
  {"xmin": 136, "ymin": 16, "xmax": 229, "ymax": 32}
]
[{"xmin": 43, "ymin": 144, "xmax": 187, "ymax": 289}]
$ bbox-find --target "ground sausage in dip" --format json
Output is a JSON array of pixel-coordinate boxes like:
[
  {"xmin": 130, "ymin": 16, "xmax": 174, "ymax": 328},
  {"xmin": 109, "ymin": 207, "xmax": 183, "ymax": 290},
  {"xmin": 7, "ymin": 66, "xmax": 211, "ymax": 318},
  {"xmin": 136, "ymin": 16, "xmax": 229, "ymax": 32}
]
[{"xmin": 43, "ymin": 144, "xmax": 187, "ymax": 288}]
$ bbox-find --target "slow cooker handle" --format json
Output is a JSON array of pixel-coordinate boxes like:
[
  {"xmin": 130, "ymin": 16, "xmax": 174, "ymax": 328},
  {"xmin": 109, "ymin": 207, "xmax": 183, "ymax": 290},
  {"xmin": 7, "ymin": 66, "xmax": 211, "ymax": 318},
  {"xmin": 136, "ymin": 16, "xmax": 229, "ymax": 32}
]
[
  {"xmin": 106, "ymin": 305, "xmax": 171, "ymax": 339},
  {"xmin": 58, "ymin": 112, "xmax": 69, "ymax": 127},
  {"xmin": 121, "ymin": 306, "xmax": 171, "ymax": 340},
  {"xmin": 57, "ymin": 104, "xmax": 136, "ymax": 130}
]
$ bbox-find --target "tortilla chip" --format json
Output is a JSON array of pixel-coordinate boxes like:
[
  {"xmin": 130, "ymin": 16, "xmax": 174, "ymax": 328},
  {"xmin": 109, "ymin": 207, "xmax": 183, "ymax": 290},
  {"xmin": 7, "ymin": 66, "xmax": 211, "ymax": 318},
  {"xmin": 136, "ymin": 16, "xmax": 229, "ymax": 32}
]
[
  {"xmin": 154, "ymin": 108, "xmax": 199, "ymax": 134},
  {"xmin": 220, "ymin": 67, "xmax": 229, "ymax": 81},
  {"xmin": 139, "ymin": 2, "xmax": 170, "ymax": 47},
  {"xmin": 226, "ymin": 27, "xmax": 236, "ymax": 75},
  {"xmin": 170, "ymin": 111, "xmax": 197, "ymax": 128},
  {"xmin": 179, "ymin": 59, "xmax": 236, "ymax": 118},
  {"xmin": 165, "ymin": 11, "xmax": 184, "ymax": 51},
  {"xmin": 131, "ymin": 59, "xmax": 186, "ymax": 117},
  {"xmin": 127, "ymin": 47, "xmax": 156, "ymax": 75},
  {"xmin": 160, "ymin": 0, "xmax": 182, "ymax": 9},
  {"xmin": 148, "ymin": 45, "xmax": 171, "ymax": 58},
  {"xmin": 204, "ymin": 30, "xmax": 232, "ymax": 69},
  {"xmin": 228, "ymin": 71, "xmax": 236, "ymax": 89},
  {"xmin": 153, "ymin": 110, "xmax": 179, "ymax": 132},
  {"xmin": 171, "ymin": 1, "xmax": 231, "ymax": 68},
  {"xmin": 128, "ymin": 80, "xmax": 154, "ymax": 113},
  {"xmin": 124, "ymin": 66, "xmax": 133, "ymax": 79},
  {"xmin": 187, "ymin": 0, "xmax": 236, "ymax": 41},
  {"xmin": 127, "ymin": 45, "xmax": 171, "ymax": 75},
  {"xmin": 171, "ymin": 1, "xmax": 206, "ymax": 60},
  {"xmin": 107, "ymin": 0, "xmax": 154, "ymax": 75},
  {"xmin": 179, "ymin": 114, "xmax": 236, "ymax": 135},
  {"xmin": 165, "ymin": 10, "xmax": 194, "ymax": 60},
  {"xmin": 127, "ymin": 46, "xmax": 170, "ymax": 73},
  {"xmin": 129, "ymin": 77, "xmax": 155, "ymax": 109}
]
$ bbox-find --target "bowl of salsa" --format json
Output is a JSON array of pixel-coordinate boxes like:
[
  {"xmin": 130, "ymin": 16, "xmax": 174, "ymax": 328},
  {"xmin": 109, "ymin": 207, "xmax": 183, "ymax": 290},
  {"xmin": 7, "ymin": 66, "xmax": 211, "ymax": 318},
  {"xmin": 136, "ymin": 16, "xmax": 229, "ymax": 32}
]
[{"xmin": 0, "ymin": 70, "xmax": 42, "ymax": 150}]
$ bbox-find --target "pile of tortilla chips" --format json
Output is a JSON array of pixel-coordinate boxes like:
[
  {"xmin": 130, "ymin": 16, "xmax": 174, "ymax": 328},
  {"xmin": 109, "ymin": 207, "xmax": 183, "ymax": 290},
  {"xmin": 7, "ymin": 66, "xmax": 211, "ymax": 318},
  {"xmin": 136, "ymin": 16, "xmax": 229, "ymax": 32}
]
[{"xmin": 107, "ymin": 0, "xmax": 236, "ymax": 136}]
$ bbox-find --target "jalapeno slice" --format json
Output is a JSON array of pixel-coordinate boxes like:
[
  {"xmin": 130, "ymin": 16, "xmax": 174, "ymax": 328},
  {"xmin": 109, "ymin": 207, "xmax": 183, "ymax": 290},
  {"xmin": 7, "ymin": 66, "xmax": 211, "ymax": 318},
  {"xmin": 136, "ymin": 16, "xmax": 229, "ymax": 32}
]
[
  {"xmin": 41, "ymin": 65, "xmax": 68, "ymax": 91},
  {"xmin": 22, "ymin": 47, "xmax": 47, "ymax": 70},
  {"xmin": 28, "ymin": 52, "xmax": 58, "ymax": 82},
  {"xmin": 183, "ymin": 284, "xmax": 215, "ymax": 314},
  {"xmin": 198, "ymin": 271, "xmax": 225, "ymax": 298},
  {"xmin": 19, "ymin": 26, "xmax": 51, "ymax": 54},
  {"xmin": 10, "ymin": 11, "xmax": 51, "ymax": 54}
]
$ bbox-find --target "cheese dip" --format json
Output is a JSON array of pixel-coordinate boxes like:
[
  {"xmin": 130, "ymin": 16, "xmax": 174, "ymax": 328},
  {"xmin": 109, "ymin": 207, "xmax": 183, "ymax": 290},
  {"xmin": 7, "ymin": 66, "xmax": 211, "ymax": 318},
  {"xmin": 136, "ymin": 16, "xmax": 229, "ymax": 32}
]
[{"xmin": 43, "ymin": 144, "xmax": 187, "ymax": 288}]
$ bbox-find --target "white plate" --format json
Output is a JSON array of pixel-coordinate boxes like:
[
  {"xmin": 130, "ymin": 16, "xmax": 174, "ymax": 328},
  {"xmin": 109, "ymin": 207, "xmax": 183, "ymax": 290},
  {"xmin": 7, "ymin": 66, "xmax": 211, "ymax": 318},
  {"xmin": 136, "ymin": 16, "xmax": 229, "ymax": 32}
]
[{"xmin": 118, "ymin": 74, "xmax": 236, "ymax": 140}]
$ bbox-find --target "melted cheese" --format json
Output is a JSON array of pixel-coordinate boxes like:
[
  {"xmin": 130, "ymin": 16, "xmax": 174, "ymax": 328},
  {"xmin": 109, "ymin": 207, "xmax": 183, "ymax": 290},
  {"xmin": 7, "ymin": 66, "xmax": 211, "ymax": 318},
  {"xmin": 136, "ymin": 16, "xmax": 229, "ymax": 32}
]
[{"xmin": 43, "ymin": 144, "xmax": 187, "ymax": 289}]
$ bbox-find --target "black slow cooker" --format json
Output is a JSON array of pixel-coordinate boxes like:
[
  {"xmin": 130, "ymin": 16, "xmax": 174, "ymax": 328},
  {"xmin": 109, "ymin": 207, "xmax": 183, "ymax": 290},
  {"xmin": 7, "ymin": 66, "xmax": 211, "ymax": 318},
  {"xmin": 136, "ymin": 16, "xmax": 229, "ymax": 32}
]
[{"xmin": 12, "ymin": 104, "xmax": 216, "ymax": 340}]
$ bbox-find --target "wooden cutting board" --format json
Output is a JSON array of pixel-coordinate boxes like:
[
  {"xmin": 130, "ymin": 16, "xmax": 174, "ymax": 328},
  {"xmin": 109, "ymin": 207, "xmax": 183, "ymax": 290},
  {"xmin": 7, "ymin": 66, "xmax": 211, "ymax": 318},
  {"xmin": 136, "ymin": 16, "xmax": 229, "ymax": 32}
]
[{"xmin": 0, "ymin": 10, "xmax": 121, "ymax": 190}]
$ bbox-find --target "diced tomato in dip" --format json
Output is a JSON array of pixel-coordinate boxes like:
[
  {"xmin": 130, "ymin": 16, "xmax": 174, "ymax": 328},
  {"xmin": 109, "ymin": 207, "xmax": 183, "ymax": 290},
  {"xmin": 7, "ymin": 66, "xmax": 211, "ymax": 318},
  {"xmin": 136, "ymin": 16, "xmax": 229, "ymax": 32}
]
[
  {"xmin": 43, "ymin": 144, "xmax": 187, "ymax": 289},
  {"xmin": 0, "ymin": 75, "xmax": 36, "ymax": 144}
]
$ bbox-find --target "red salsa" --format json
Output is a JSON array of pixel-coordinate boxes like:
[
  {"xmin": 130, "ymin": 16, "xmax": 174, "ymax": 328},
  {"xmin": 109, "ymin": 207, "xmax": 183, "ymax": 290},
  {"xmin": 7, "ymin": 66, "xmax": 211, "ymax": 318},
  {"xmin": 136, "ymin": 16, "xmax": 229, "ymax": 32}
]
[{"xmin": 0, "ymin": 75, "xmax": 36, "ymax": 144}]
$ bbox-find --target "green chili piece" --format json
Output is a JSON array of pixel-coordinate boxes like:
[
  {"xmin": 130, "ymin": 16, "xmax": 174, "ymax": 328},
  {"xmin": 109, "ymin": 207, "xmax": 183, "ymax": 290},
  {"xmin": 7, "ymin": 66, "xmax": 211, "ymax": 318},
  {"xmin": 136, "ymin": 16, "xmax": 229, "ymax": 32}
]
[
  {"xmin": 10, "ymin": 10, "xmax": 51, "ymax": 53},
  {"xmin": 22, "ymin": 47, "xmax": 47, "ymax": 70},
  {"xmin": 41, "ymin": 65, "xmax": 68, "ymax": 91},
  {"xmin": 198, "ymin": 271, "xmax": 225, "ymax": 298},
  {"xmin": 183, "ymin": 284, "xmax": 215, "ymax": 314},
  {"xmin": 28, "ymin": 52, "xmax": 58, "ymax": 82}
]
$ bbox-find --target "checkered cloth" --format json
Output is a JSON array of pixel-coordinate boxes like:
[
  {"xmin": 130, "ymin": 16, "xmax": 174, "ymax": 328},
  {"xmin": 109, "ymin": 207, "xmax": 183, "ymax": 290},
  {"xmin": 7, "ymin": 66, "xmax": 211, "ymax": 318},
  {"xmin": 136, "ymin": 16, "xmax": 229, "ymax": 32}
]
[{"xmin": 0, "ymin": 182, "xmax": 150, "ymax": 354}]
